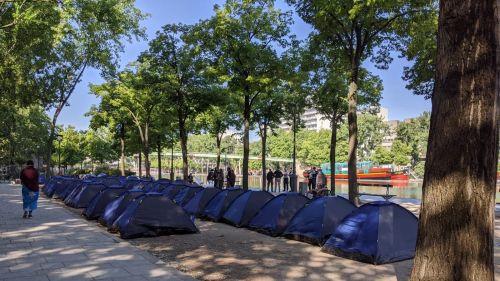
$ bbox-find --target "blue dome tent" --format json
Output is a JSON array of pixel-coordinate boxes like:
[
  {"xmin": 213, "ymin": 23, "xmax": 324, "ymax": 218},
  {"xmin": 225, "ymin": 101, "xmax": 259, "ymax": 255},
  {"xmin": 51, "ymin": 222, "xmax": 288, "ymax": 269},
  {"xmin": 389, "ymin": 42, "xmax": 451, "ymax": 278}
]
[
  {"xmin": 160, "ymin": 183, "xmax": 194, "ymax": 199},
  {"xmin": 44, "ymin": 177, "xmax": 73, "ymax": 198},
  {"xmin": 222, "ymin": 190, "xmax": 274, "ymax": 227},
  {"xmin": 52, "ymin": 179, "xmax": 84, "ymax": 200},
  {"xmin": 99, "ymin": 190, "xmax": 145, "ymax": 229},
  {"xmin": 248, "ymin": 193, "xmax": 310, "ymax": 236},
  {"xmin": 173, "ymin": 186, "xmax": 203, "ymax": 206},
  {"xmin": 283, "ymin": 196, "xmax": 357, "ymax": 245},
  {"xmin": 201, "ymin": 188, "xmax": 245, "ymax": 221},
  {"xmin": 114, "ymin": 193, "xmax": 198, "ymax": 239},
  {"xmin": 64, "ymin": 183, "xmax": 108, "ymax": 208},
  {"xmin": 183, "ymin": 188, "xmax": 222, "ymax": 216},
  {"xmin": 322, "ymin": 201, "xmax": 418, "ymax": 264},
  {"xmin": 83, "ymin": 186, "xmax": 127, "ymax": 220}
]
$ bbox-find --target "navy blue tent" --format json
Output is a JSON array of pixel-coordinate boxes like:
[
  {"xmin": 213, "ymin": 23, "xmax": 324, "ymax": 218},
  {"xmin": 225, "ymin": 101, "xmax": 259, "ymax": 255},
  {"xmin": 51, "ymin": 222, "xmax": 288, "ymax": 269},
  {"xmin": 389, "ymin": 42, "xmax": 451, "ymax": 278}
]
[
  {"xmin": 183, "ymin": 188, "xmax": 222, "ymax": 216},
  {"xmin": 222, "ymin": 190, "xmax": 274, "ymax": 227},
  {"xmin": 173, "ymin": 186, "xmax": 203, "ymax": 206},
  {"xmin": 99, "ymin": 190, "xmax": 146, "ymax": 229},
  {"xmin": 322, "ymin": 201, "xmax": 418, "ymax": 264},
  {"xmin": 82, "ymin": 187, "xmax": 127, "ymax": 220},
  {"xmin": 201, "ymin": 188, "xmax": 245, "ymax": 221},
  {"xmin": 114, "ymin": 193, "xmax": 198, "ymax": 239},
  {"xmin": 159, "ymin": 183, "xmax": 190, "ymax": 199},
  {"xmin": 43, "ymin": 177, "xmax": 73, "ymax": 197},
  {"xmin": 248, "ymin": 192, "xmax": 310, "ymax": 236},
  {"xmin": 44, "ymin": 178, "xmax": 60, "ymax": 197},
  {"xmin": 283, "ymin": 196, "xmax": 357, "ymax": 245},
  {"xmin": 53, "ymin": 179, "xmax": 81, "ymax": 200},
  {"xmin": 64, "ymin": 182, "xmax": 110, "ymax": 208}
]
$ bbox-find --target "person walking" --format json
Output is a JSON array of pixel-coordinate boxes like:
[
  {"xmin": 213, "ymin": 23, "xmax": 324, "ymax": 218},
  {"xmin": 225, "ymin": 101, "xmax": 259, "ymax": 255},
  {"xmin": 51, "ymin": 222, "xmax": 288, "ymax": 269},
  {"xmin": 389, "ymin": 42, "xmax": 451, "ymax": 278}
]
[
  {"xmin": 20, "ymin": 160, "xmax": 39, "ymax": 219},
  {"xmin": 266, "ymin": 169, "xmax": 274, "ymax": 192},
  {"xmin": 274, "ymin": 168, "xmax": 283, "ymax": 192},
  {"xmin": 283, "ymin": 169, "xmax": 289, "ymax": 191}
]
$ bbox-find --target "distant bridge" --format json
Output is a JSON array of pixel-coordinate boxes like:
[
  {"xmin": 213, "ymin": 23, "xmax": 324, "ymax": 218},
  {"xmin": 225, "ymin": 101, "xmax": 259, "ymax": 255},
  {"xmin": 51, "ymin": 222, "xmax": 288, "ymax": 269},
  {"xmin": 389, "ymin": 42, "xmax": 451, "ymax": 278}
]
[{"xmin": 157, "ymin": 152, "xmax": 293, "ymax": 163}]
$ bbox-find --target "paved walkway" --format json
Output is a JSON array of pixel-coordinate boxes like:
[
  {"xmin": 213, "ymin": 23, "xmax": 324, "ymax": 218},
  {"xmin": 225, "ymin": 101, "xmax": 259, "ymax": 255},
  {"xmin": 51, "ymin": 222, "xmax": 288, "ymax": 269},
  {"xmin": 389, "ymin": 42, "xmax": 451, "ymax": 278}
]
[{"xmin": 0, "ymin": 184, "xmax": 195, "ymax": 281}]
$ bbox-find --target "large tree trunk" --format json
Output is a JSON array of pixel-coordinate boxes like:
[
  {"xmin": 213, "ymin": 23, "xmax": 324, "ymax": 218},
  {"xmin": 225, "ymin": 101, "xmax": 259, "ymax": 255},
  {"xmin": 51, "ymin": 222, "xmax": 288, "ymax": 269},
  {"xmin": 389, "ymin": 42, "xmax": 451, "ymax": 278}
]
[
  {"xmin": 410, "ymin": 1, "xmax": 498, "ymax": 280},
  {"xmin": 242, "ymin": 95, "xmax": 250, "ymax": 190},
  {"xmin": 215, "ymin": 135, "xmax": 222, "ymax": 171},
  {"xmin": 157, "ymin": 142, "xmax": 162, "ymax": 179},
  {"xmin": 260, "ymin": 123, "xmax": 268, "ymax": 191},
  {"xmin": 329, "ymin": 117, "xmax": 337, "ymax": 195},
  {"xmin": 178, "ymin": 117, "xmax": 189, "ymax": 181},
  {"xmin": 347, "ymin": 66, "xmax": 360, "ymax": 205}
]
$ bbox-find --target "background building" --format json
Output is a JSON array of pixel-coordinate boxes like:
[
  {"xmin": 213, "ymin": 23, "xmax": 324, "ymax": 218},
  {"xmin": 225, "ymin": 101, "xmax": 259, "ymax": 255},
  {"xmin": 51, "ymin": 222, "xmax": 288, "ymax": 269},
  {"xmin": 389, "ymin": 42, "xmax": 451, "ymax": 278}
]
[{"xmin": 279, "ymin": 107, "xmax": 389, "ymax": 132}]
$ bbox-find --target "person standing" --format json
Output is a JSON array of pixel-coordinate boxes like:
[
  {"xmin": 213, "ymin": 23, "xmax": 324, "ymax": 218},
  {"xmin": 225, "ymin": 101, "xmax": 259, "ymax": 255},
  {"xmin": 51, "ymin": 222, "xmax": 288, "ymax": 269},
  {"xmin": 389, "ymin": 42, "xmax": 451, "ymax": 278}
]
[
  {"xmin": 308, "ymin": 167, "xmax": 318, "ymax": 190},
  {"xmin": 316, "ymin": 168, "xmax": 327, "ymax": 189},
  {"xmin": 226, "ymin": 167, "xmax": 236, "ymax": 188},
  {"xmin": 20, "ymin": 160, "xmax": 39, "ymax": 219},
  {"xmin": 266, "ymin": 169, "xmax": 274, "ymax": 192},
  {"xmin": 274, "ymin": 168, "xmax": 283, "ymax": 192},
  {"xmin": 283, "ymin": 169, "xmax": 289, "ymax": 191},
  {"xmin": 217, "ymin": 168, "xmax": 224, "ymax": 188},
  {"xmin": 207, "ymin": 169, "xmax": 215, "ymax": 187}
]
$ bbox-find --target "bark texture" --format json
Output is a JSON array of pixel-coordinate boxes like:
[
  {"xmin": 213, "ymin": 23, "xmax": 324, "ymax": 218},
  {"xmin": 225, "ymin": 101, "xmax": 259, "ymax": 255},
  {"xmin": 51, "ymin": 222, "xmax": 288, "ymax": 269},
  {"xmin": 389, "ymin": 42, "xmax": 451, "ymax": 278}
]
[
  {"xmin": 329, "ymin": 118, "xmax": 337, "ymax": 195},
  {"xmin": 242, "ymin": 95, "xmax": 250, "ymax": 191},
  {"xmin": 157, "ymin": 142, "xmax": 162, "ymax": 179},
  {"xmin": 178, "ymin": 116, "xmax": 189, "ymax": 180},
  {"xmin": 260, "ymin": 123, "xmax": 268, "ymax": 191},
  {"xmin": 410, "ymin": 1, "xmax": 498, "ymax": 280},
  {"xmin": 347, "ymin": 77, "xmax": 360, "ymax": 206}
]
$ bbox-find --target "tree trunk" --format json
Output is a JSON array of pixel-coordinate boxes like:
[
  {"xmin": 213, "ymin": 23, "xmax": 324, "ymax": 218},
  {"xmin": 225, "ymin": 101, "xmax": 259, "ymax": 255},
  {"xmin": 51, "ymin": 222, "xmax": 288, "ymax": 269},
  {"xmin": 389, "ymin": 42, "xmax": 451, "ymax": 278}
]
[
  {"xmin": 329, "ymin": 117, "xmax": 337, "ymax": 195},
  {"xmin": 242, "ymin": 95, "xmax": 250, "ymax": 190},
  {"xmin": 215, "ymin": 135, "xmax": 222, "ymax": 171},
  {"xmin": 119, "ymin": 124, "xmax": 126, "ymax": 176},
  {"xmin": 157, "ymin": 142, "xmax": 162, "ymax": 179},
  {"xmin": 143, "ymin": 124, "xmax": 151, "ymax": 177},
  {"xmin": 170, "ymin": 146, "xmax": 174, "ymax": 180},
  {"xmin": 260, "ymin": 123, "xmax": 268, "ymax": 191},
  {"xmin": 178, "ymin": 116, "xmax": 189, "ymax": 180},
  {"xmin": 410, "ymin": 1, "xmax": 498, "ymax": 280},
  {"xmin": 138, "ymin": 152, "xmax": 142, "ymax": 177},
  {"xmin": 347, "ymin": 66, "xmax": 360, "ymax": 205}
]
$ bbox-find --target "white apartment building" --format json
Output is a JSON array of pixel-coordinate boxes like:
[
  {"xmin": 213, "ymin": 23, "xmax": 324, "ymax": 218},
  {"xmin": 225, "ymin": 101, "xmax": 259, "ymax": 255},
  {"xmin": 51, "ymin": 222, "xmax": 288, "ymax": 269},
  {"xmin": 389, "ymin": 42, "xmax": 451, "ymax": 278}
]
[{"xmin": 279, "ymin": 107, "xmax": 389, "ymax": 132}]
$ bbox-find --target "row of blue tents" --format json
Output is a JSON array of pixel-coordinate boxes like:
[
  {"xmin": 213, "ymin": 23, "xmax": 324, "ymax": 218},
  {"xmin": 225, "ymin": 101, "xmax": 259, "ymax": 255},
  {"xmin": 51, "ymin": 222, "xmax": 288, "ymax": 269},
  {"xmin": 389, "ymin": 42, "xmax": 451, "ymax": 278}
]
[{"xmin": 42, "ymin": 175, "xmax": 418, "ymax": 265}]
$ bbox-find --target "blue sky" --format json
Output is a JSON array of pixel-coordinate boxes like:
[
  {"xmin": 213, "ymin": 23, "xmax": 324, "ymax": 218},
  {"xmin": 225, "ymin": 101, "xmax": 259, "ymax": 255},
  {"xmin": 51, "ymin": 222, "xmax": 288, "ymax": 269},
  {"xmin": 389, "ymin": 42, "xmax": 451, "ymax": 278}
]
[{"xmin": 55, "ymin": 0, "xmax": 431, "ymax": 130}]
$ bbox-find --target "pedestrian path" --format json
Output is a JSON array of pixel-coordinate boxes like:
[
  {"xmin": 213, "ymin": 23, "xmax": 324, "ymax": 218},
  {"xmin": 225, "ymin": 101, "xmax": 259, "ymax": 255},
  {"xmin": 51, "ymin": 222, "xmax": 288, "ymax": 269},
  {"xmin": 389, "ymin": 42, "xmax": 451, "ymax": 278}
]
[{"xmin": 0, "ymin": 184, "xmax": 195, "ymax": 281}]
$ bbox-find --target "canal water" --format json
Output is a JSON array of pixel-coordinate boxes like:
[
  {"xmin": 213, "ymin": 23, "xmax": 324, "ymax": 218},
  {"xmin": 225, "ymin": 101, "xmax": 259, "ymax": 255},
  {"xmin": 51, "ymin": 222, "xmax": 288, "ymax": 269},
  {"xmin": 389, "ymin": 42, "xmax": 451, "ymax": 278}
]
[{"xmin": 188, "ymin": 174, "xmax": 500, "ymax": 203}]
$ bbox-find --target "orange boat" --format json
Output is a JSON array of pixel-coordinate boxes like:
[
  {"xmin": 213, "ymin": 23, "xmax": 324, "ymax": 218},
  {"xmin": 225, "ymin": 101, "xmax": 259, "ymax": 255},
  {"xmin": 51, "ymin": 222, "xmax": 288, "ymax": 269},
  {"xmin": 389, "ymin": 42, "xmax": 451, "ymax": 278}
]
[{"xmin": 319, "ymin": 162, "xmax": 410, "ymax": 181}]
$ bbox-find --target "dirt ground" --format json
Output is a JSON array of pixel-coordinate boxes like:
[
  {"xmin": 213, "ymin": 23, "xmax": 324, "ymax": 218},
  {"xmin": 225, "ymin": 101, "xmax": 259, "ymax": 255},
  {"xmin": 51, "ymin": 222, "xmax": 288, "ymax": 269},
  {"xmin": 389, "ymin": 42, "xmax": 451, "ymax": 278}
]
[
  {"xmin": 62, "ymin": 198, "xmax": 499, "ymax": 281},
  {"xmin": 129, "ymin": 220, "xmax": 413, "ymax": 281}
]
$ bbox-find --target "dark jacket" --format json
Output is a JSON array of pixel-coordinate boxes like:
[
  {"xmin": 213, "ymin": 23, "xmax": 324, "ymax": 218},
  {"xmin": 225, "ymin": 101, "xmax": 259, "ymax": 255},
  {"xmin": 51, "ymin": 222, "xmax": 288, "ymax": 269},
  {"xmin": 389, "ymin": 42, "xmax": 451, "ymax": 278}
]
[
  {"xmin": 274, "ymin": 170, "xmax": 283, "ymax": 179},
  {"xmin": 266, "ymin": 171, "xmax": 274, "ymax": 181},
  {"xmin": 20, "ymin": 166, "xmax": 39, "ymax": 192}
]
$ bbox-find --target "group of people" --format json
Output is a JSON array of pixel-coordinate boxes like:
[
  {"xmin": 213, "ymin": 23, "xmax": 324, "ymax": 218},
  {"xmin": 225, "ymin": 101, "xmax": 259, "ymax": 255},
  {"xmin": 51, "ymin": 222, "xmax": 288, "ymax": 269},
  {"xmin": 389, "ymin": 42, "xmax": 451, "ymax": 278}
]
[
  {"xmin": 303, "ymin": 167, "xmax": 329, "ymax": 197},
  {"xmin": 304, "ymin": 166, "xmax": 327, "ymax": 191},
  {"xmin": 266, "ymin": 168, "xmax": 293, "ymax": 193},
  {"xmin": 207, "ymin": 167, "xmax": 237, "ymax": 188}
]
